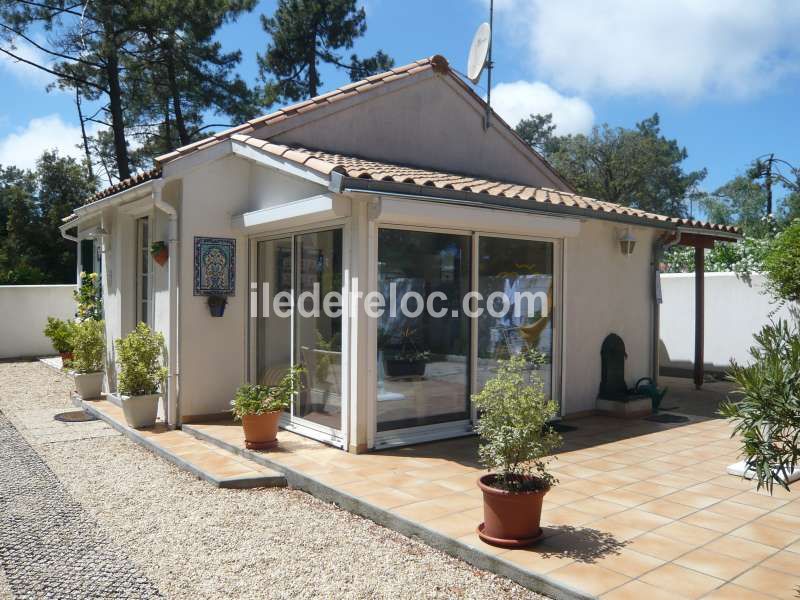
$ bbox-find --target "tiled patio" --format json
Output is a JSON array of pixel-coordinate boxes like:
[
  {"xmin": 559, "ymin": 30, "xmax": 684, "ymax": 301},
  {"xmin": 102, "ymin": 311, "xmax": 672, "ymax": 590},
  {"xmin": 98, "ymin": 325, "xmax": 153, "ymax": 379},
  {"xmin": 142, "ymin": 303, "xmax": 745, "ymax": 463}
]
[{"xmin": 183, "ymin": 414, "xmax": 800, "ymax": 599}]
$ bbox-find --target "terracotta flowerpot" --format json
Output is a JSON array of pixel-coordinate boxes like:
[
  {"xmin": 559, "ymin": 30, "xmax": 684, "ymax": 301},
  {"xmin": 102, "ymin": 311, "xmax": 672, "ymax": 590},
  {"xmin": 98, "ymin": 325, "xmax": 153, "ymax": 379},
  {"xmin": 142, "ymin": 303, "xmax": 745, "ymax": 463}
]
[
  {"xmin": 477, "ymin": 473, "xmax": 549, "ymax": 548},
  {"xmin": 241, "ymin": 410, "xmax": 281, "ymax": 450},
  {"xmin": 152, "ymin": 247, "xmax": 168, "ymax": 266},
  {"xmin": 60, "ymin": 351, "xmax": 73, "ymax": 362}
]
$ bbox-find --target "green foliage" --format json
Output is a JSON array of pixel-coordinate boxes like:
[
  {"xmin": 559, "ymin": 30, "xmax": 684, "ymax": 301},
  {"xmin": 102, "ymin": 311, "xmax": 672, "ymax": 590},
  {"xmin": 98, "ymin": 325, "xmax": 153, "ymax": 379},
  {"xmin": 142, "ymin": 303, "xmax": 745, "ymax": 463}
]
[
  {"xmin": 542, "ymin": 114, "xmax": 706, "ymax": 217},
  {"xmin": 257, "ymin": 0, "xmax": 393, "ymax": 102},
  {"xmin": 385, "ymin": 327, "xmax": 430, "ymax": 363},
  {"xmin": 515, "ymin": 113, "xmax": 557, "ymax": 155},
  {"xmin": 115, "ymin": 323, "xmax": 167, "ymax": 396},
  {"xmin": 231, "ymin": 365, "xmax": 305, "ymax": 419},
  {"xmin": 762, "ymin": 220, "xmax": 800, "ymax": 304},
  {"xmin": 43, "ymin": 317, "xmax": 76, "ymax": 354},
  {"xmin": 699, "ymin": 176, "xmax": 768, "ymax": 236},
  {"xmin": 720, "ymin": 319, "xmax": 800, "ymax": 493},
  {"xmin": 74, "ymin": 271, "xmax": 103, "ymax": 321},
  {"xmin": 472, "ymin": 350, "xmax": 562, "ymax": 492},
  {"xmin": 71, "ymin": 319, "xmax": 106, "ymax": 374}
]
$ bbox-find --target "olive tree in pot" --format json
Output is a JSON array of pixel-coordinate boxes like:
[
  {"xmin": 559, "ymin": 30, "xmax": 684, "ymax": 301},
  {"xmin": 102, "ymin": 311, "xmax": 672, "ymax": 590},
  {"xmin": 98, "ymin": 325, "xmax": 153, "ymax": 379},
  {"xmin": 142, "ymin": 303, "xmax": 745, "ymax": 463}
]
[
  {"xmin": 473, "ymin": 349, "xmax": 562, "ymax": 548},
  {"xmin": 232, "ymin": 366, "xmax": 304, "ymax": 449},
  {"xmin": 115, "ymin": 323, "xmax": 168, "ymax": 428},
  {"xmin": 72, "ymin": 319, "xmax": 106, "ymax": 399}
]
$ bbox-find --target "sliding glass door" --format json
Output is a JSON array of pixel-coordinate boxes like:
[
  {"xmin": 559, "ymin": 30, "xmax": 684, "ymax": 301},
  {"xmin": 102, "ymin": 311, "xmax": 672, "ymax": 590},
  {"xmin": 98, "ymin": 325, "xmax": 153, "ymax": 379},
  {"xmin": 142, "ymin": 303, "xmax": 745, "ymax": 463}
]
[
  {"xmin": 253, "ymin": 228, "xmax": 344, "ymax": 442},
  {"xmin": 376, "ymin": 229, "xmax": 471, "ymax": 433}
]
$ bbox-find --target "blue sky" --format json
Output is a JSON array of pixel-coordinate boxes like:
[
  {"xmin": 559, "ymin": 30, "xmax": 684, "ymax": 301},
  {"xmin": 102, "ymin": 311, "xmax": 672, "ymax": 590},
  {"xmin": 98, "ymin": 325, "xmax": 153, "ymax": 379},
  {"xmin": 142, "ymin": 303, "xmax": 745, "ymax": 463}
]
[{"xmin": 1, "ymin": 0, "xmax": 798, "ymax": 209}]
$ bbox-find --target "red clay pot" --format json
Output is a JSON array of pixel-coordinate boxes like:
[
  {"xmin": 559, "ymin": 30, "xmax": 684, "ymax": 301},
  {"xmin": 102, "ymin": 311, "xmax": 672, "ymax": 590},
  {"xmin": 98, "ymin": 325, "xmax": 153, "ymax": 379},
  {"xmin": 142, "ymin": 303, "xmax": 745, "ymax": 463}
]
[
  {"xmin": 241, "ymin": 411, "xmax": 281, "ymax": 450},
  {"xmin": 477, "ymin": 473, "xmax": 549, "ymax": 548},
  {"xmin": 59, "ymin": 351, "xmax": 73, "ymax": 362},
  {"xmin": 152, "ymin": 247, "xmax": 169, "ymax": 266}
]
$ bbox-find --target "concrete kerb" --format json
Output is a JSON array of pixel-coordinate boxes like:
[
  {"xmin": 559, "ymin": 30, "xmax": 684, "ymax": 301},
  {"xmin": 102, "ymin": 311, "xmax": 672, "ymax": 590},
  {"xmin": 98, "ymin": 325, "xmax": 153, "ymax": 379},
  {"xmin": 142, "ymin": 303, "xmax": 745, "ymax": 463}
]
[{"xmin": 181, "ymin": 423, "xmax": 592, "ymax": 600}]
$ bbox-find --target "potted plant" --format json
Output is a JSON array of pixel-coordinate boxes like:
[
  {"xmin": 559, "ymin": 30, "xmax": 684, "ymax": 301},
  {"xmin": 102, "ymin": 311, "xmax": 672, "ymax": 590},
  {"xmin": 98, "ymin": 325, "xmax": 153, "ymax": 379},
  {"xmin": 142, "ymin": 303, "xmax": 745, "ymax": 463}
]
[
  {"xmin": 231, "ymin": 365, "xmax": 304, "ymax": 449},
  {"xmin": 150, "ymin": 241, "xmax": 168, "ymax": 266},
  {"xmin": 472, "ymin": 349, "xmax": 562, "ymax": 548},
  {"xmin": 207, "ymin": 295, "xmax": 227, "ymax": 317},
  {"xmin": 72, "ymin": 319, "xmax": 106, "ymax": 399},
  {"xmin": 74, "ymin": 271, "xmax": 103, "ymax": 321},
  {"xmin": 115, "ymin": 323, "xmax": 167, "ymax": 428},
  {"xmin": 44, "ymin": 317, "xmax": 76, "ymax": 362},
  {"xmin": 384, "ymin": 327, "xmax": 430, "ymax": 377}
]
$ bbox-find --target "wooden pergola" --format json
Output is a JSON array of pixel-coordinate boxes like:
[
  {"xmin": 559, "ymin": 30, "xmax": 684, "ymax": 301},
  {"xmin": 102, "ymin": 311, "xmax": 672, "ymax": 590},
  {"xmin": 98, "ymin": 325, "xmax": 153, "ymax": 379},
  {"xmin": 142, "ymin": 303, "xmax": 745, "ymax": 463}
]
[{"xmin": 667, "ymin": 231, "xmax": 741, "ymax": 389}]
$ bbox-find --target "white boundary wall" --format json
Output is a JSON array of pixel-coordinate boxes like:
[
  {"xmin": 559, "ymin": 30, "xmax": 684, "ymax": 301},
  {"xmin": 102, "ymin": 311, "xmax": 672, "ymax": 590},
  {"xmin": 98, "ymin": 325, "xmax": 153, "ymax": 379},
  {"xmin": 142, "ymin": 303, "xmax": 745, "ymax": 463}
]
[
  {"xmin": 660, "ymin": 272, "xmax": 796, "ymax": 370},
  {"xmin": 0, "ymin": 285, "xmax": 75, "ymax": 359}
]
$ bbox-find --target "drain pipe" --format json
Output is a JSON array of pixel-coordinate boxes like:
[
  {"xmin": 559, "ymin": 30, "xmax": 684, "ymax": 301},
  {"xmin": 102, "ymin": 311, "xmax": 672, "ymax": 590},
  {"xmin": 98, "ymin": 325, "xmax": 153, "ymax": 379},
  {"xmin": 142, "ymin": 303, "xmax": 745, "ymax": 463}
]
[
  {"xmin": 152, "ymin": 182, "xmax": 180, "ymax": 428},
  {"xmin": 652, "ymin": 231, "xmax": 681, "ymax": 386}
]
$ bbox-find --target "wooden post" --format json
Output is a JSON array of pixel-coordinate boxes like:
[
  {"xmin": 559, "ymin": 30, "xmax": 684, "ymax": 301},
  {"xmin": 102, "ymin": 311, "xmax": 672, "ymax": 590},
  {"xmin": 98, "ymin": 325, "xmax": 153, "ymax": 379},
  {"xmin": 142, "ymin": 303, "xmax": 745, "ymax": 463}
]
[{"xmin": 694, "ymin": 245, "xmax": 705, "ymax": 389}]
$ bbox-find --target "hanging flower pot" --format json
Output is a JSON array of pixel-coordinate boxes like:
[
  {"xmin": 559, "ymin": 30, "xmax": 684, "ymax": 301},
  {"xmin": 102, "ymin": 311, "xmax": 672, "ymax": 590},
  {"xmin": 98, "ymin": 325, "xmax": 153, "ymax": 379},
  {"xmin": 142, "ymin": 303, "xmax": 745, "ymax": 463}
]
[
  {"xmin": 150, "ymin": 241, "xmax": 168, "ymax": 266},
  {"xmin": 207, "ymin": 295, "xmax": 227, "ymax": 317}
]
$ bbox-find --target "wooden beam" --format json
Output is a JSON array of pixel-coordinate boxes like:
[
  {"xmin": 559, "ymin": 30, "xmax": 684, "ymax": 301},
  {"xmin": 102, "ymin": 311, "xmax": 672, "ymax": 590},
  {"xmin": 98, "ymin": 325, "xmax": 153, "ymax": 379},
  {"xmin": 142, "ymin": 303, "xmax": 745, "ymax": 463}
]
[
  {"xmin": 679, "ymin": 233, "xmax": 717, "ymax": 248},
  {"xmin": 694, "ymin": 246, "xmax": 705, "ymax": 389}
]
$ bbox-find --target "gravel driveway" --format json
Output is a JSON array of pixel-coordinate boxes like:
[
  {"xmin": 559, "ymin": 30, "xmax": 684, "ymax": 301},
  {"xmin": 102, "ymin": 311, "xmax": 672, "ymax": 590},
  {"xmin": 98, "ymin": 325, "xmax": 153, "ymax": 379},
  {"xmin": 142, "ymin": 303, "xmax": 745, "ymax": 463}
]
[{"xmin": 0, "ymin": 361, "xmax": 545, "ymax": 600}]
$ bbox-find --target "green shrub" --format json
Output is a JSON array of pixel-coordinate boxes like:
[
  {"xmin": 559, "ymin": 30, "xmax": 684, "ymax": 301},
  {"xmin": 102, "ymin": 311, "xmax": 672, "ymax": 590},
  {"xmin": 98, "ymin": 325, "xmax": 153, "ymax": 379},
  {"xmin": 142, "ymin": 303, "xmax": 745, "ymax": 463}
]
[
  {"xmin": 115, "ymin": 323, "xmax": 167, "ymax": 396},
  {"xmin": 720, "ymin": 318, "xmax": 800, "ymax": 492},
  {"xmin": 43, "ymin": 317, "xmax": 76, "ymax": 354},
  {"xmin": 472, "ymin": 350, "xmax": 562, "ymax": 492},
  {"xmin": 71, "ymin": 319, "xmax": 105, "ymax": 374},
  {"xmin": 762, "ymin": 220, "xmax": 800, "ymax": 304},
  {"xmin": 74, "ymin": 271, "xmax": 103, "ymax": 321},
  {"xmin": 231, "ymin": 366, "xmax": 305, "ymax": 419}
]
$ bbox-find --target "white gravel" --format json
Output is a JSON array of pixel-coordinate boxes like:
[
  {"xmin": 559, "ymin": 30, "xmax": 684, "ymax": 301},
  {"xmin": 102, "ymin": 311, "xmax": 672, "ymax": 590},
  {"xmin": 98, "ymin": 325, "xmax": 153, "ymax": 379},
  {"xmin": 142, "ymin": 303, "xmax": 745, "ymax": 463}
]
[{"xmin": 0, "ymin": 361, "xmax": 546, "ymax": 600}]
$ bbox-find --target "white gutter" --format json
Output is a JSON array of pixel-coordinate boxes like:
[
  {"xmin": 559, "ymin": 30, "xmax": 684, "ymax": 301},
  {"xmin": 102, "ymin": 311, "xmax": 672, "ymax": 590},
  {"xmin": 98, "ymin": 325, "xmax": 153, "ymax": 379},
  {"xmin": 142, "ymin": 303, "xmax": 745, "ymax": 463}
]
[
  {"xmin": 152, "ymin": 181, "xmax": 180, "ymax": 428},
  {"xmin": 74, "ymin": 180, "xmax": 155, "ymax": 218},
  {"xmin": 59, "ymin": 222, "xmax": 79, "ymax": 243}
]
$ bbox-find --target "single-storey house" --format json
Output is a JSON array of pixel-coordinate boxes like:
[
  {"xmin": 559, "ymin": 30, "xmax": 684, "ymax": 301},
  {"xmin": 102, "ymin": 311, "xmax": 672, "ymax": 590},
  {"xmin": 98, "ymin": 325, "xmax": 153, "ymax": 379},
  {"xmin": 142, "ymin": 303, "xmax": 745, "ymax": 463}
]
[{"xmin": 61, "ymin": 55, "xmax": 738, "ymax": 453}]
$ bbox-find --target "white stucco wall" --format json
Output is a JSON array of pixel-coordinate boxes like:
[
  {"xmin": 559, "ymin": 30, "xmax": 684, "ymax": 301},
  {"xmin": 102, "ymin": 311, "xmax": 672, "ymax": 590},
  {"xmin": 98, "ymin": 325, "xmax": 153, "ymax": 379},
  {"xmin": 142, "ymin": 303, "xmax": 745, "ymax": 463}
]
[
  {"xmin": 660, "ymin": 272, "xmax": 796, "ymax": 370},
  {"xmin": 562, "ymin": 221, "xmax": 657, "ymax": 414},
  {"xmin": 0, "ymin": 285, "xmax": 75, "ymax": 358},
  {"xmin": 273, "ymin": 74, "xmax": 565, "ymax": 190}
]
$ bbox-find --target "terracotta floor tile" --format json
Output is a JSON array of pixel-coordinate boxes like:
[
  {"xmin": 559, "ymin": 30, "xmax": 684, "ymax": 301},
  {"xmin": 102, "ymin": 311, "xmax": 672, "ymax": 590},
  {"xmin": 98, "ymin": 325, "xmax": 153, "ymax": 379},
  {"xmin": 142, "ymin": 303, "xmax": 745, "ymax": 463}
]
[
  {"xmin": 706, "ymin": 499, "xmax": 768, "ymax": 521},
  {"xmin": 622, "ymin": 481, "xmax": 681, "ymax": 498},
  {"xmin": 686, "ymin": 482, "xmax": 743, "ymax": 500},
  {"xmin": 311, "ymin": 469, "xmax": 366, "ymax": 486},
  {"xmin": 638, "ymin": 498, "xmax": 697, "ymax": 519},
  {"xmin": 455, "ymin": 531, "xmax": 506, "ymax": 556},
  {"xmin": 499, "ymin": 547, "xmax": 575, "ymax": 574},
  {"xmin": 628, "ymin": 532, "xmax": 699, "ymax": 561},
  {"xmin": 605, "ymin": 508, "xmax": 673, "ymax": 531},
  {"xmin": 422, "ymin": 512, "xmax": 479, "ymax": 538},
  {"xmin": 592, "ymin": 547, "xmax": 664, "ymax": 578},
  {"xmin": 702, "ymin": 583, "xmax": 776, "ymax": 600},
  {"xmin": 703, "ymin": 536, "xmax": 779, "ymax": 562},
  {"xmin": 360, "ymin": 488, "xmax": 421, "ymax": 509},
  {"xmin": 680, "ymin": 509, "xmax": 749, "ymax": 534},
  {"xmin": 435, "ymin": 472, "xmax": 481, "ymax": 492},
  {"xmin": 583, "ymin": 518, "xmax": 645, "ymax": 541},
  {"xmin": 760, "ymin": 549, "xmax": 800, "ymax": 576},
  {"xmin": 548, "ymin": 562, "xmax": 630, "ymax": 596},
  {"xmin": 399, "ymin": 480, "xmax": 466, "ymax": 500},
  {"xmin": 541, "ymin": 506, "xmax": 597, "ymax": 527},
  {"xmin": 730, "ymin": 491, "xmax": 789, "ymax": 511},
  {"xmin": 730, "ymin": 522, "xmax": 800, "ymax": 549},
  {"xmin": 754, "ymin": 511, "xmax": 800, "ymax": 534},
  {"xmin": 560, "ymin": 478, "xmax": 618, "ymax": 495},
  {"xmin": 776, "ymin": 501, "xmax": 800, "ymax": 517},
  {"xmin": 733, "ymin": 566, "xmax": 800, "ymax": 599},
  {"xmin": 653, "ymin": 520, "xmax": 721, "ymax": 545},
  {"xmin": 595, "ymin": 489, "xmax": 654, "ymax": 508},
  {"xmin": 640, "ymin": 563, "xmax": 724, "ymax": 599},
  {"xmin": 600, "ymin": 579, "xmax": 684, "ymax": 600},
  {"xmin": 673, "ymin": 547, "xmax": 752, "ymax": 580},
  {"xmin": 336, "ymin": 479, "xmax": 382, "ymax": 497},
  {"xmin": 663, "ymin": 490, "xmax": 723, "ymax": 510},
  {"xmin": 565, "ymin": 498, "xmax": 627, "ymax": 517},
  {"xmin": 393, "ymin": 498, "xmax": 464, "ymax": 522},
  {"xmin": 545, "ymin": 487, "xmax": 589, "ymax": 506},
  {"xmin": 580, "ymin": 458, "xmax": 629, "ymax": 471}
]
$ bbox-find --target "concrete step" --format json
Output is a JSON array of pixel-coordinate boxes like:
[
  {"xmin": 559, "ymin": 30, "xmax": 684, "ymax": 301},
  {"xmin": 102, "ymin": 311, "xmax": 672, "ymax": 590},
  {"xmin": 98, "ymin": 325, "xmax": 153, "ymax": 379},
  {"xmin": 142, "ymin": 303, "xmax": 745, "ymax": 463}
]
[{"xmin": 73, "ymin": 394, "xmax": 286, "ymax": 489}]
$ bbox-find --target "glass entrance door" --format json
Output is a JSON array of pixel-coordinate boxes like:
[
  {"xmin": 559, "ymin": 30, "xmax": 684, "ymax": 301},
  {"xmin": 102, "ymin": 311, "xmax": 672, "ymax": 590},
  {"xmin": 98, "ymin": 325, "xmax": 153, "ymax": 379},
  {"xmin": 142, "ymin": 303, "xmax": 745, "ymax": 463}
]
[{"xmin": 253, "ymin": 228, "xmax": 344, "ymax": 444}]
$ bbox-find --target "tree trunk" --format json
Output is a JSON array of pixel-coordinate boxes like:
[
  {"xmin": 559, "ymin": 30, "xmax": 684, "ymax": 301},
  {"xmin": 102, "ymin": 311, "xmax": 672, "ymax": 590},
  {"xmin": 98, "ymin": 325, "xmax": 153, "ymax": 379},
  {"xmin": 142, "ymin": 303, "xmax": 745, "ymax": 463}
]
[
  {"xmin": 75, "ymin": 87, "xmax": 94, "ymax": 181},
  {"xmin": 166, "ymin": 42, "xmax": 190, "ymax": 146},
  {"xmin": 105, "ymin": 47, "xmax": 131, "ymax": 180}
]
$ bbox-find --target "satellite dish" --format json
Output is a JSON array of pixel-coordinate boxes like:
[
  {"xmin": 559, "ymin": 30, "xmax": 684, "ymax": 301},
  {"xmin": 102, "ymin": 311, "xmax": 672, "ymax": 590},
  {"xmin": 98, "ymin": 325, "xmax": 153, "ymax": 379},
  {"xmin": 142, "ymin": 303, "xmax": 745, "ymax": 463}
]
[{"xmin": 467, "ymin": 22, "xmax": 491, "ymax": 83}]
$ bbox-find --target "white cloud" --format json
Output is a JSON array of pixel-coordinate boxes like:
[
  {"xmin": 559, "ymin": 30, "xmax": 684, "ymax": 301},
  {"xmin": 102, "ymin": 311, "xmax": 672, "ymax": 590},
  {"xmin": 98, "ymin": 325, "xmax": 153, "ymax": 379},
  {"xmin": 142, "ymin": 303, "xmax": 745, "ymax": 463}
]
[
  {"xmin": 493, "ymin": 0, "xmax": 800, "ymax": 99},
  {"xmin": 0, "ymin": 114, "xmax": 87, "ymax": 170},
  {"xmin": 0, "ymin": 37, "xmax": 57, "ymax": 88},
  {"xmin": 491, "ymin": 80, "xmax": 594, "ymax": 134}
]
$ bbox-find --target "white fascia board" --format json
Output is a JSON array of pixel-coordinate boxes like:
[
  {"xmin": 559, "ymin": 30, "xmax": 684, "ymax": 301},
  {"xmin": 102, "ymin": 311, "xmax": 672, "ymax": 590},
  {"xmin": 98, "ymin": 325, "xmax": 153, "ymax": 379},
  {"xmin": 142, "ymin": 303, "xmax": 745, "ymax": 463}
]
[
  {"xmin": 73, "ymin": 180, "xmax": 155, "ymax": 217},
  {"xmin": 230, "ymin": 140, "xmax": 331, "ymax": 187},
  {"xmin": 161, "ymin": 139, "xmax": 233, "ymax": 179},
  {"xmin": 374, "ymin": 196, "xmax": 581, "ymax": 238},
  {"xmin": 232, "ymin": 194, "xmax": 350, "ymax": 233}
]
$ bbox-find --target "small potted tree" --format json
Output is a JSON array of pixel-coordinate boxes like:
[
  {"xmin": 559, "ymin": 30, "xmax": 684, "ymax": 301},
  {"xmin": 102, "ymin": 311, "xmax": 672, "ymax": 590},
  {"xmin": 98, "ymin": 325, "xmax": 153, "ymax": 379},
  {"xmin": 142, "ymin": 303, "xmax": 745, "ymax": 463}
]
[
  {"xmin": 472, "ymin": 349, "xmax": 562, "ymax": 548},
  {"xmin": 72, "ymin": 319, "xmax": 106, "ymax": 399},
  {"xmin": 44, "ymin": 317, "xmax": 76, "ymax": 362},
  {"xmin": 384, "ymin": 327, "xmax": 430, "ymax": 378},
  {"xmin": 115, "ymin": 323, "xmax": 167, "ymax": 428},
  {"xmin": 232, "ymin": 366, "xmax": 304, "ymax": 449}
]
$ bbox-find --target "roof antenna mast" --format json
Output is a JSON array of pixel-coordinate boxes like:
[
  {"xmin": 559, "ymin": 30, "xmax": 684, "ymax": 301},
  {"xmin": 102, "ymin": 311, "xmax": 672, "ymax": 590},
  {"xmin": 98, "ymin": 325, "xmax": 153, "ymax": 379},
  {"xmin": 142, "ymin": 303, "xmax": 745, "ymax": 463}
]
[{"xmin": 466, "ymin": 1, "xmax": 494, "ymax": 130}]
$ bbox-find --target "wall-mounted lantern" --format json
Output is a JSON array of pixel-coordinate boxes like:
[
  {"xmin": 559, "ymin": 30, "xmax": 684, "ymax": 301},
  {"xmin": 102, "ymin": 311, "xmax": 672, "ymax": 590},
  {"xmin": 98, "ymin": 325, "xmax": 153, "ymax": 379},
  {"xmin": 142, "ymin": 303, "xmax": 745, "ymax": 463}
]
[{"xmin": 618, "ymin": 228, "xmax": 637, "ymax": 256}]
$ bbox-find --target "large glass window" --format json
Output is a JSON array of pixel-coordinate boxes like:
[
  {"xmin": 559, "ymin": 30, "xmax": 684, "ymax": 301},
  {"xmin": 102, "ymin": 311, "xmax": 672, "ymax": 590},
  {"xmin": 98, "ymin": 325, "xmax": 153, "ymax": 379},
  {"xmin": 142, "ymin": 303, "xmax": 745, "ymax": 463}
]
[
  {"xmin": 377, "ymin": 229, "xmax": 471, "ymax": 431},
  {"xmin": 477, "ymin": 236, "xmax": 554, "ymax": 398}
]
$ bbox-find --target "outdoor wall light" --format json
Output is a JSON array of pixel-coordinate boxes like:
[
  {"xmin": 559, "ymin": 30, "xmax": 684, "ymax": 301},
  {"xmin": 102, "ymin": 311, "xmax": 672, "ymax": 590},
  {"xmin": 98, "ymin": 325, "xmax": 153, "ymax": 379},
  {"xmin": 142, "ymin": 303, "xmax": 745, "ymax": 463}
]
[
  {"xmin": 618, "ymin": 228, "xmax": 636, "ymax": 255},
  {"xmin": 84, "ymin": 226, "xmax": 109, "ymax": 239}
]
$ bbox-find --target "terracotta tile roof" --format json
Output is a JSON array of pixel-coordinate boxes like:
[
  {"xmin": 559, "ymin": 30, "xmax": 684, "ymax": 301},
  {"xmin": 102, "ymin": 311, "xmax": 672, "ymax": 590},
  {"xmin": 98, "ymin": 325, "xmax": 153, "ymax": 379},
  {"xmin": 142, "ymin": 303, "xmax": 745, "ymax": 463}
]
[
  {"xmin": 154, "ymin": 55, "xmax": 452, "ymax": 167},
  {"xmin": 230, "ymin": 136, "xmax": 740, "ymax": 235},
  {"xmin": 82, "ymin": 167, "xmax": 161, "ymax": 205}
]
